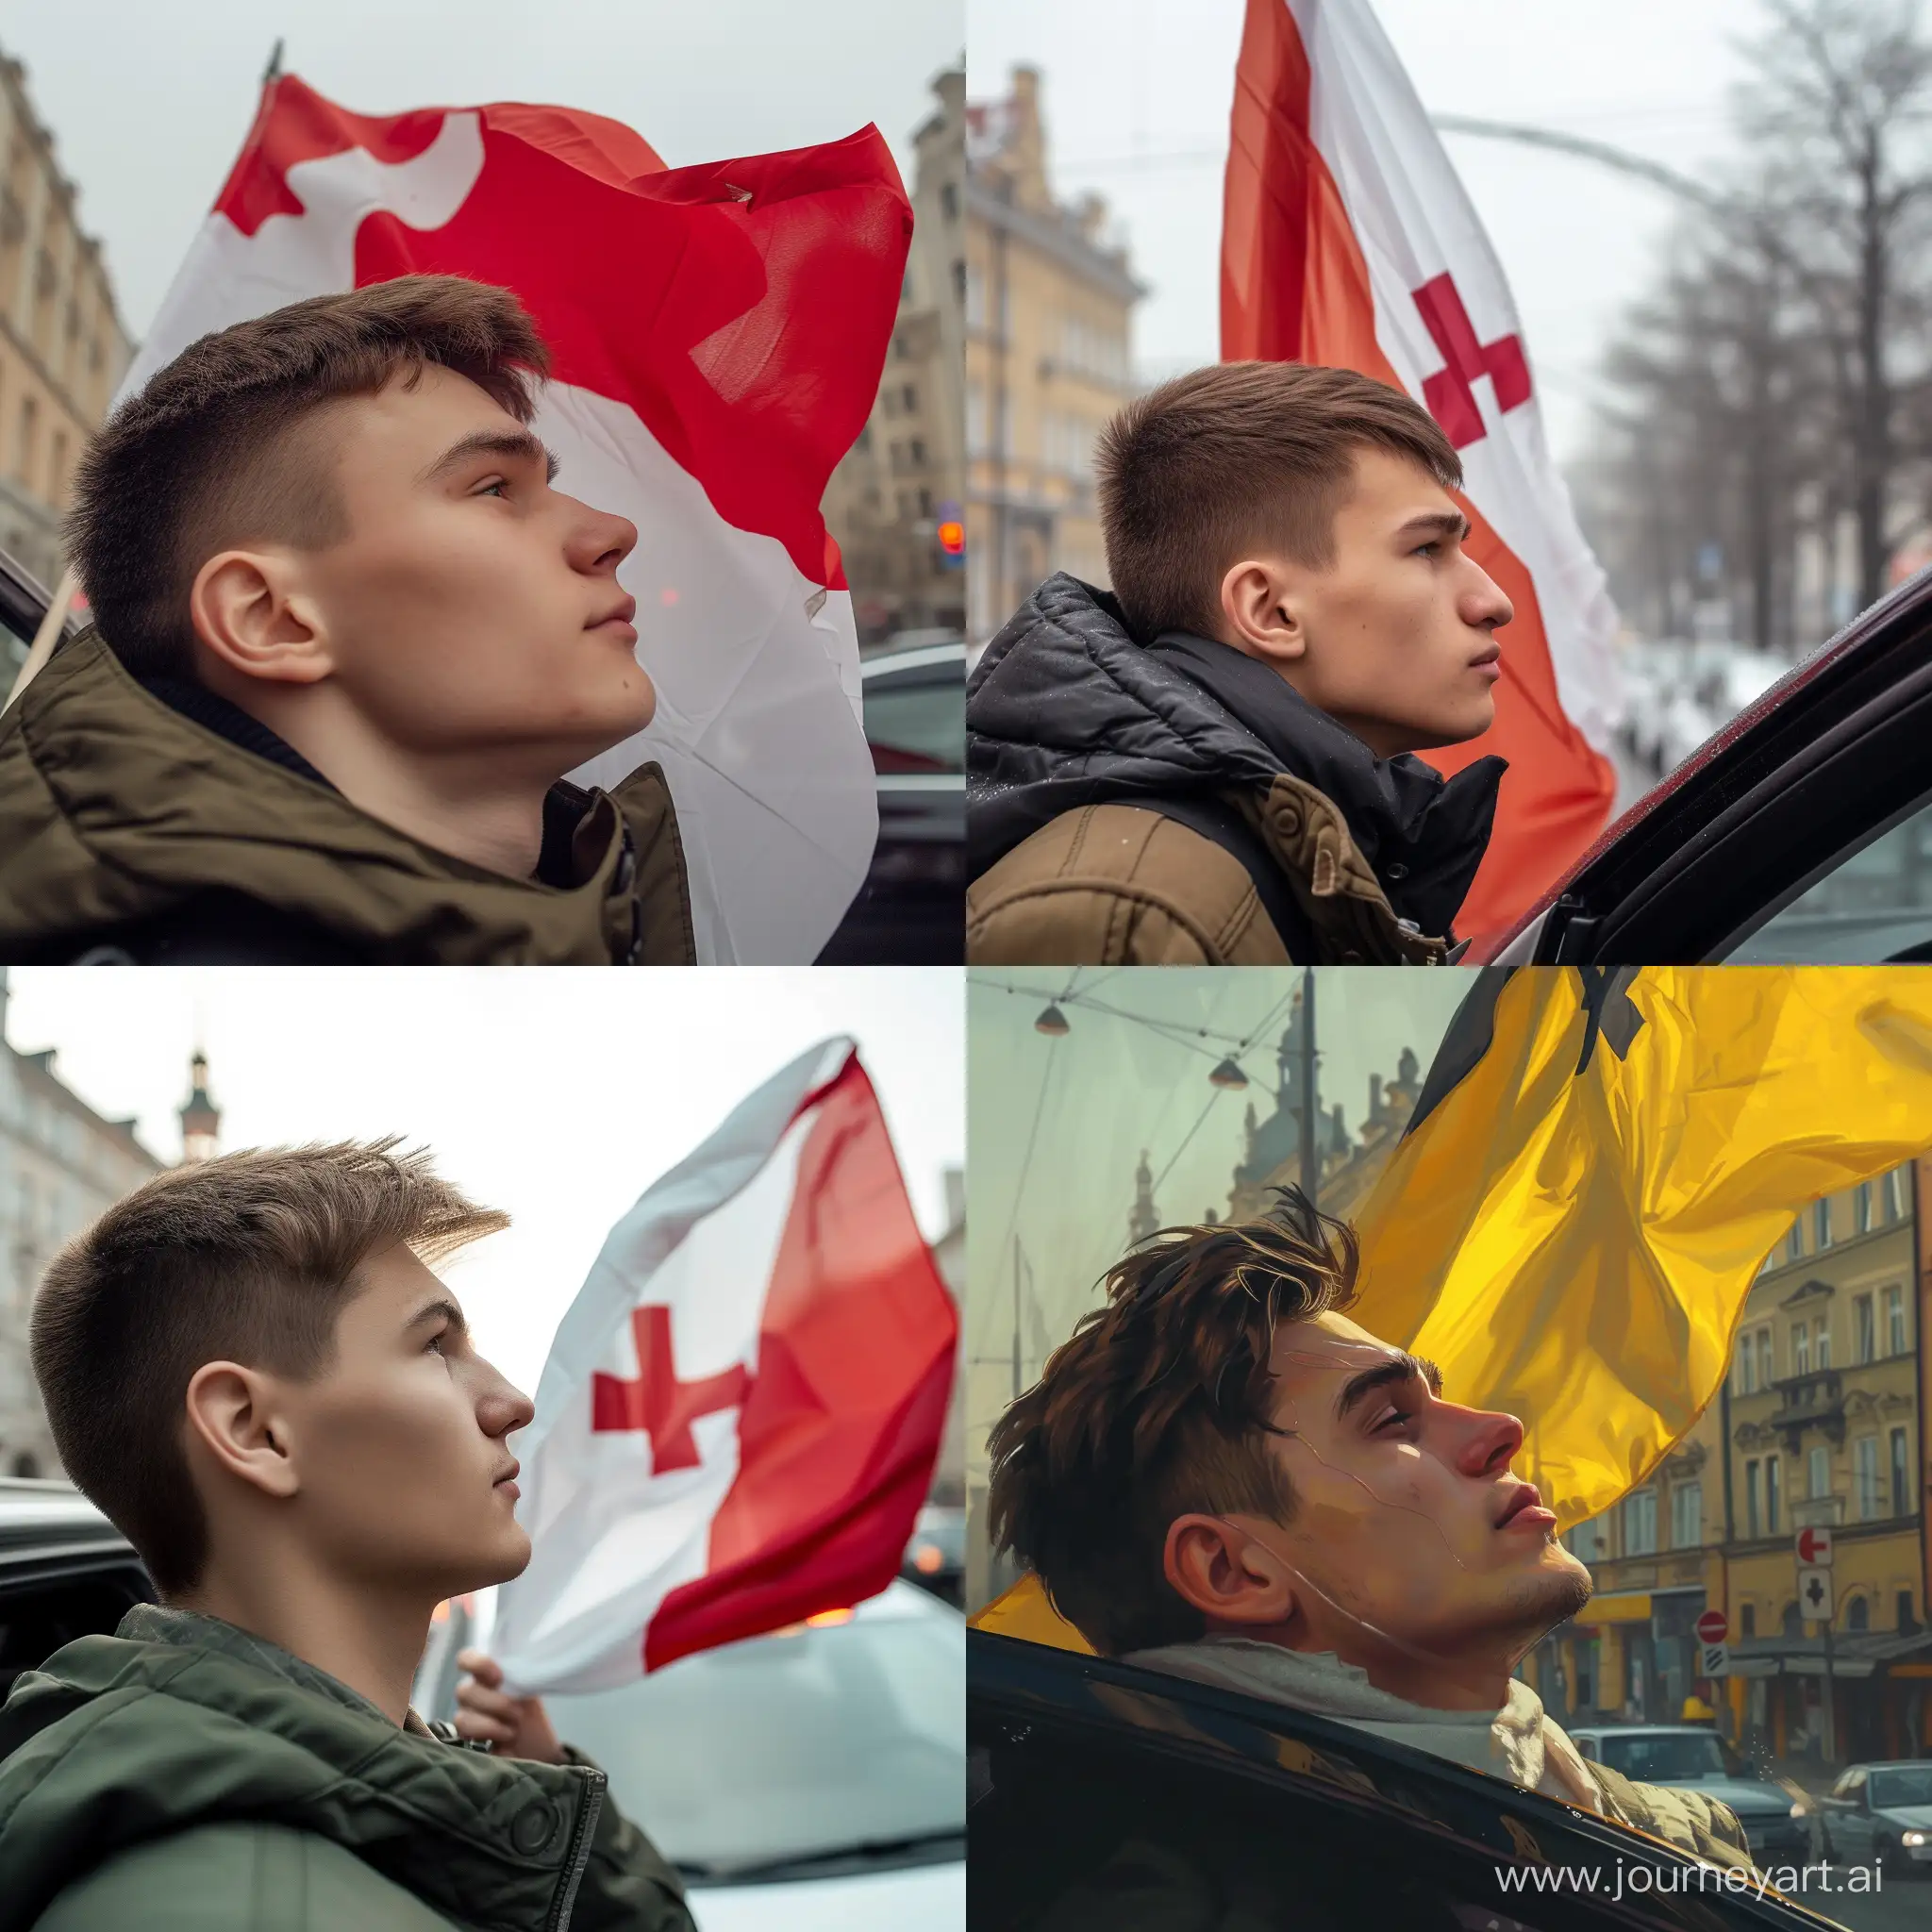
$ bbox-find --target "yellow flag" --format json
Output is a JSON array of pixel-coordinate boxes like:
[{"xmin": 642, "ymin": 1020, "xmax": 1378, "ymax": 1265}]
[
  {"xmin": 1352, "ymin": 966, "xmax": 1932, "ymax": 1529},
  {"xmin": 973, "ymin": 966, "xmax": 1932, "ymax": 1647}
]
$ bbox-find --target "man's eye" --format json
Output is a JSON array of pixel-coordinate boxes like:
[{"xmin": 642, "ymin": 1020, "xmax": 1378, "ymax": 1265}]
[
  {"xmin": 475, "ymin": 477, "xmax": 509, "ymax": 498},
  {"xmin": 1415, "ymin": 540, "xmax": 1441, "ymax": 558},
  {"xmin": 1374, "ymin": 1407, "xmax": 1416, "ymax": 1433},
  {"xmin": 426, "ymin": 1331, "xmax": 448, "ymax": 1355}
]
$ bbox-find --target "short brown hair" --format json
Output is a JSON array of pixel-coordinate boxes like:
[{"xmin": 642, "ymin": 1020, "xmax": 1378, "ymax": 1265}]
[
  {"xmin": 987, "ymin": 1190, "xmax": 1359, "ymax": 1657},
  {"xmin": 1095, "ymin": 360, "xmax": 1462, "ymax": 642},
  {"xmin": 66, "ymin": 275, "xmax": 552, "ymax": 680},
  {"xmin": 30, "ymin": 1138, "xmax": 508, "ymax": 1596}
]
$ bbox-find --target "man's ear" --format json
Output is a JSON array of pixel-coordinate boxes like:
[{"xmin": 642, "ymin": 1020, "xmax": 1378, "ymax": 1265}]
[
  {"xmin": 183, "ymin": 1360, "xmax": 301, "ymax": 1501},
  {"xmin": 189, "ymin": 549, "xmax": 333, "ymax": 689},
  {"xmin": 1163, "ymin": 1511, "xmax": 1298, "ymax": 1628},
  {"xmin": 1218, "ymin": 558, "xmax": 1307, "ymax": 667}
]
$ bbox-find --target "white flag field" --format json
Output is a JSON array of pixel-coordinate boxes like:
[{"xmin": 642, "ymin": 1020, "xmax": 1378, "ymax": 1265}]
[{"xmin": 492, "ymin": 1037, "xmax": 958, "ymax": 1692}]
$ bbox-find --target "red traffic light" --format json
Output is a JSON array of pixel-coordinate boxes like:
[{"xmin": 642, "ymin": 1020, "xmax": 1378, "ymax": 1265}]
[{"xmin": 937, "ymin": 519, "xmax": 965, "ymax": 557}]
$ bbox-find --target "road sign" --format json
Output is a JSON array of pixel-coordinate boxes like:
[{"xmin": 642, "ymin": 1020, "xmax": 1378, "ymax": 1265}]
[
  {"xmin": 1796, "ymin": 1525, "xmax": 1834, "ymax": 1565},
  {"xmin": 1798, "ymin": 1567, "xmax": 1833, "ymax": 1619},
  {"xmin": 1699, "ymin": 1642, "xmax": 1730, "ymax": 1676},
  {"xmin": 1695, "ymin": 1610, "xmax": 1728, "ymax": 1645}
]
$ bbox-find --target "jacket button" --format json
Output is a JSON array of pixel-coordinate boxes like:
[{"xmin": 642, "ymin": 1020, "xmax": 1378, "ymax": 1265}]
[
  {"xmin": 1385, "ymin": 861, "xmax": 1408, "ymax": 881},
  {"xmin": 511, "ymin": 1799, "xmax": 558, "ymax": 1855},
  {"xmin": 614, "ymin": 837, "xmax": 638, "ymax": 896}
]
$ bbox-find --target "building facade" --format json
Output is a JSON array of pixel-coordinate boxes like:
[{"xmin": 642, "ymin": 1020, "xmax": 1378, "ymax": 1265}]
[
  {"xmin": 965, "ymin": 68, "xmax": 1143, "ymax": 644},
  {"xmin": 0, "ymin": 971, "xmax": 164, "ymax": 1476},
  {"xmin": 821, "ymin": 67, "xmax": 967, "ymax": 646},
  {"xmin": 1529, "ymin": 1164, "xmax": 1932, "ymax": 1770},
  {"xmin": 0, "ymin": 45, "xmax": 133, "ymax": 658}
]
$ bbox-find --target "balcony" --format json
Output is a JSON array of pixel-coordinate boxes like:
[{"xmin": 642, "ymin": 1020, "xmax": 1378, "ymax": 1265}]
[{"xmin": 1772, "ymin": 1368, "xmax": 1845, "ymax": 1449}]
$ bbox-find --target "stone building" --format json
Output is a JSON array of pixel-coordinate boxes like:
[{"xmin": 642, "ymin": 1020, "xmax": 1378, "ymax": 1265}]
[
  {"xmin": 0, "ymin": 44, "xmax": 134, "ymax": 669},
  {"xmin": 965, "ymin": 67, "xmax": 1143, "ymax": 643},
  {"xmin": 821, "ymin": 67, "xmax": 967, "ymax": 645},
  {"xmin": 0, "ymin": 971, "xmax": 164, "ymax": 1477}
]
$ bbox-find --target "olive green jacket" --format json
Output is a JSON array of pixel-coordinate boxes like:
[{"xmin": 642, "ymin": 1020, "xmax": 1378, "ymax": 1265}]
[
  {"xmin": 0, "ymin": 630, "xmax": 697, "ymax": 965},
  {"xmin": 0, "ymin": 1605, "xmax": 694, "ymax": 1932}
]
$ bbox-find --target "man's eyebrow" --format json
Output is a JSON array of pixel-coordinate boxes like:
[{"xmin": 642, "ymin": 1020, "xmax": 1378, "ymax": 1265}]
[
  {"xmin": 417, "ymin": 428, "xmax": 558, "ymax": 488},
  {"xmin": 404, "ymin": 1294, "xmax": 469, "ymax": 1339},
  {"xmin": 1395, "ymin": 509, "xmax": 1470, "ymax": 542},
  {"xmin": 1335, "ymin": 1351, "xmax": 1442, "ymax": 1421}
]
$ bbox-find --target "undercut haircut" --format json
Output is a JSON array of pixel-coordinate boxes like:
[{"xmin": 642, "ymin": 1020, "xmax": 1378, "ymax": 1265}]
[
  {"xmin": 987, "ymin": 1189, "xmax": 1359, "ymax": 1657},
  {"xmin": 30, "ymin": 1138, "xmax": 508, "ymax": 1597},
  {"xmin": 1094, "ymin": 360, "xmax": 1463, "ymax": 643},
  {"xmin": 66, "ymin": 275, "xmax": 552, "ymax": 680}
]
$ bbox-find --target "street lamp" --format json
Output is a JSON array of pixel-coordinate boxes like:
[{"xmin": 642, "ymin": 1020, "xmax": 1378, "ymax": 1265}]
[
  {"xmin": 1208, "ymin": 1057, "xmax": 1248, "ymax": 1090},
  {"xmin": 1034, "ymin": 1004, "xmax": 1070, "ymax": 1037}
]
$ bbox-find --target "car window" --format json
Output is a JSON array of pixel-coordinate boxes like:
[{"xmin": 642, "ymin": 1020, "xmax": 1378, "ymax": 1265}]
[
  {"xmin": 864, "ymin": 667, "xmax": 964, "ymax": 775},
  {"xmin": 536, "ymin": 1605, "xmax": 963, "ymax": 1880},
  {"xmin": 1725, "ymin": 794, "xmax": 1932, "ymax": 963},
  {"xmin": 1594, "ymin": 1732, "xmax": 1727, "ymax": 1782},
  {"xmin": 0, "ymin": 1563, "xmax": 155, "ymax": 1704},
  {"xmin": 974, "ymin": 1704, "xmax": 1598, "ymax": 1932},
  {"xmin": 1868, "ymin": 1766, "xmax": 1932, "ymax": 1808}
]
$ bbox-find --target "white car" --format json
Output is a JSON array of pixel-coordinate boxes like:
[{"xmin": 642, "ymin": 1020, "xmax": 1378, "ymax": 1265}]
[{"xmin": 416, "ymin": 1581, "xmax": 964, "ymax": 1932}]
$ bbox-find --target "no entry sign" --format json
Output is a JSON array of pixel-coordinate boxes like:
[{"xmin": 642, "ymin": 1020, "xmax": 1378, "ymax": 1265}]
[{"xmin": 1695, "ymin": 1609, "xmax": 1728, "ymax": 1645}]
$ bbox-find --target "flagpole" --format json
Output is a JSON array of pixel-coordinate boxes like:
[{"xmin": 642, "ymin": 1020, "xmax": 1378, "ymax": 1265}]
[
  {"xmin": 3, "ymin": 567, "xmax": 76, "ymax": 714},
  {"xmin": 1300, "ymin": 969, "xmax": 1319, "ymax": 1209}
]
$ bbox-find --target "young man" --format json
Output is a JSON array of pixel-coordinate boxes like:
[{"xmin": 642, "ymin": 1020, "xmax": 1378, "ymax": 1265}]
[
  {"xmin": 0, "ymin": 276, "xmax": 695, "ymax": 965},
  {"xmin": 0, "ymin": 1141, "xmax": 694, "ymax": 1932},
  {"xmin": 987, "ymin": 1194, "xmax": 1756, "ymax": 1874},
  {"xmin": 966, "ymin": 361, "xmax": 1513, "ymax": 966}
]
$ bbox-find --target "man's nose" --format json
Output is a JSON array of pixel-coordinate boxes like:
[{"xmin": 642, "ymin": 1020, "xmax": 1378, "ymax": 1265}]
[
  {"xmin": 1448, "ymin": 1402, "xmax": 1524, "ymax": 1477},
  {"xmin": 1460, "ymin": 559, "xmax": 1513, "ymax": 632},
  {"xmin": 566, "ymin": 498, "xmax": 638, "ymax": 575},
  {"xmin": 481, "ymin": 1370, "xmax": 536, "ymax": 1439}
]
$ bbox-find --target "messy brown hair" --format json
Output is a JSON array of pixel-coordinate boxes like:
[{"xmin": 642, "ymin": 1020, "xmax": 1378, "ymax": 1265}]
[
  {"xmin": 66, "ymin": 275, "xmax": 552, "ymax": 679},
  {"xmin": 30, "ymin": 1139, "xmax": 508, "ymax": 1596},
  {"xmin": 1095, "ymin": 360, "xmax": 1462, "ymax": 643},
  {"xmin": 987, "ymin": 1190, "xmax": 1360, "ymax": 1657}
]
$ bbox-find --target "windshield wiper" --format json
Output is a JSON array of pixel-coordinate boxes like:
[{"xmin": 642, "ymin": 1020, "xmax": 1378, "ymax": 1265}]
[{"xmin": 679, "ymin": 1827, "xmax": 967, "ymax": 1884}]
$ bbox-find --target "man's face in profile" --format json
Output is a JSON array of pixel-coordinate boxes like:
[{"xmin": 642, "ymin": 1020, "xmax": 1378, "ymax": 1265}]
[
  {"xmin": 291, "ymin": 363, "xmax": 655, "ymax": 769},
  {"xmin": 1204, "ymin": 1311, "xmax": 1591, "ymax": 1661},
  {"xmin": 273, "ymin": 1244, "xmax": 534, "ymax": 1598}
]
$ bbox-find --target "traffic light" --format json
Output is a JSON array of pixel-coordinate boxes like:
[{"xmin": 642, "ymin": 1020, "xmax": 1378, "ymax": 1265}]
[{"xmin": 936, "ymin": 500, "xmax": 965, "ymax": 570}]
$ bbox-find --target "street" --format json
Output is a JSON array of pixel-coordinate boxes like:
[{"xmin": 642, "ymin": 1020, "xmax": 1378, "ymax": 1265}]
[{"xmin": 1788, "ymin": 1866, "xmax": 1927, "ymax": 1931}]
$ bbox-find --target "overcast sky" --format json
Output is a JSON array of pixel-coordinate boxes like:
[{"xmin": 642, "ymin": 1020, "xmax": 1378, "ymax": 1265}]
[
  {"xmin": 5, "ymin": 0, "xmax": 963, "ymax": 340},
  {"xmin": 4, "ymin": 967, "xmax": 962, "ymax": 1401},
  {"xmin": 969, "ymin": 0, "xmax": 1764, "ymax": 465},
  {"xmin": 964, "ymin": 967, "xmax": 1474, "ymax": 1391}
]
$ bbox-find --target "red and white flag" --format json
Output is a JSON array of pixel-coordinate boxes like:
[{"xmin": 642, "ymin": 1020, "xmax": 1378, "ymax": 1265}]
[
  {"xmin": 121, "ymin": 75, "xmax": 911, "ymax": 963},
  {"xmin": 492, "ymin": 1038, "xmax": 957, "ymax": 1690},
  {"xmin": 1223, "ymin": 0, "xmax": 1622, "ymax": 935}
]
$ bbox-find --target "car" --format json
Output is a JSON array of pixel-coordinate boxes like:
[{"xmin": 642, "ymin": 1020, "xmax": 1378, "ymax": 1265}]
[
  {"xmin": 816, "ymin": 637, "xmax": 965, "ymax": 965},
  {"xmin": 419, "ymin": 1580, "xmax": 965, "ymax": 1932},
  {"xmin": 971, "ymin": 1629, "xmax": 1850, "ymax": 1929},
  {"xmin": 1478, "ymin": 563, "xmax": 1932, "ymax": 964},
  {"xmin": 1816, "ymin": 1758, "xmax": 1932, "ymax": 1877},
  {"xmin": 901, "ymin": 1502, "xmax": 965, "ymax": 1608},
  {"xmin": 1566, "ymin": 1724, "xmax": 1814, "ymax": 1865},
  {"xmin": 0, "ymin": 547, "xmax": 80, "ymax": 705}
]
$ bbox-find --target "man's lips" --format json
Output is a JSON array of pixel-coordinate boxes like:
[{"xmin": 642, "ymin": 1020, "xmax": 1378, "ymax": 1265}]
[
  {"xmin": 589, "ymin": 594, "xmax": 639, "ymax": 641},
  {"xmin": 1494, "ymin": 1480, "xmax": 1555, "ymax": 1530},
  {"xmin": 493, "ymin": 1460, "xmax": 521, "ymax": 1500},
  {"xmin": 1469, "ymin": 640, "xmax": 1503, "ymax": 681}
]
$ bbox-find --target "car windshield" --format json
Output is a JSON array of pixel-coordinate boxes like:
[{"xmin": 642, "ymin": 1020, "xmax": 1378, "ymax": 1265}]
[
  {"xmin": 1869, "ymin": 1766, "xmax": 1932, "ymax": 1809},
  {"xmin": 1595, "ymin": 1732, "xmax": 1738, "ymax": 1782},
  {"xmin": 864, "ymin": 667, "xmax": 964, "ymax": 774},
  {"xmin": 539, "ymin": 1597, "xmax": 964, "ymax": 1879}
]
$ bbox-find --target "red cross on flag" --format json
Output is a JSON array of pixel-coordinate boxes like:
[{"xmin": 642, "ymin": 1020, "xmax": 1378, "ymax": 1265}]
[
  {"xmin": 1223, "ymin": 0, "xmax": 1623, "ymax": 936},
  {"xmin": 491, "ymin": 1038, "xmax": 957, "ymax": 1690},
  {"xmin": 121, "ymin": 74, "xmax": 910, "ymax": 963}
]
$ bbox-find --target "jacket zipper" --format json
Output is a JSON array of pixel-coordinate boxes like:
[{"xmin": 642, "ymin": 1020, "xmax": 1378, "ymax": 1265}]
[{"xmin": 545, "ymin": 1763, "xmax": 607, "ymax": 1932}]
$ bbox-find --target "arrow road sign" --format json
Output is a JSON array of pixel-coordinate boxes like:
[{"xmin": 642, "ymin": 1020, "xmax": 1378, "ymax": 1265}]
[
  {"xmin": 1695, "ymin": 1610, "xmax": 1728, "ymax": 1645},
  {"xmin": 1796, "ymin": 1525, "xmax": 1834, "ymax": 1566},
  {"xmin": 1798, "ymin": 1567, "xmax": 1833, "ymax": 1619},
  {"xmin": 1699, "ymin": 1642, "xmax": 1730, "ymax": 1676}
]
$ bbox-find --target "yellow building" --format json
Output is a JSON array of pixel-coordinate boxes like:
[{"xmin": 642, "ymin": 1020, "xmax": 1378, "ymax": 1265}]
[
  {"xmin": 0, "ymin": 44, "xmax": 133, "ymax": 658},
  {"xmin": 821, "ymin": 66, "xmax": 966, "ymax": 645},
  {"xmin": 964, "ymin": 68, "xmax": 1143, "ymax": 645},
  {"xmin": 1538, "ymin": 1165, "xmax": 1931, "ymax": 1768}
]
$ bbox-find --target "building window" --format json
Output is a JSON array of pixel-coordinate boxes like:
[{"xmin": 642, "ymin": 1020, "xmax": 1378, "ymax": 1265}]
[
  {"xmin": 1566, "ymin": 1518, "xmax": 1604, "ymax": 1563},
  {"xmin": 951, "ymin": 258, "xmax": 965, "ymax": 308},
  {"xmin": 941, "ymin": 180, "xmax": 959, "ymax": 222},
  {"xmin": 1814, "ymin": 1317, "xmax": 1830, "ymax": 1369},
  {"xmin": 965, "ymin": 381, "xmax": 987, "ymax": 458},
  {"xmin": 1855, "ymin": 1182, "xmax": 1872, "ymax": 1233},
  {"xmin": 1815, "ymin": 1199, "xmax": 1831, "ymax": 1248},
  {"xmin": 1793, "ymin": 1324, "xmax": 1810, "ymax": 1374},
  {"xmin": 1856, "ymin": 1294, "xmax": 1874, "ymax": 1364},
  {"xmin": 1623, "ymin": 1488, "xmax": 1657, "ymax": 1556},
  {"xmin": 1671, "ymin": 1480, "xmax": 1702, "ymax": 1549},
  {"xmin": 1891, "ymin": 1426, "xmax": 1910, "ymax": 1518},
  {"xmin": 1847, "ymin": 1595, "xmax": 1869, "ymax": 1632},
  {"xmin": 1808, "ymin": 1444, "xmax": 1830, "ymax": 1500},
  {"xmin": 14, "ymin": 393, "xmax": 35, "ymax": 485},
  {"xmin": 1855, "ymin": 1437, "xmax": 1880, "ymax": 1521},
  {"xmin": 902, "ymin": 384, "xmax": 918, "ymax": 413},
  {"xmin": 1884, "ymin": 1167, "xmax": 1906, "ymax": 1222},
  {"xmin": 1766, "ymin": 1455, "xmax": 1782, "ymax": 1533},
  {"xmin": 964, "ymin": 263, "xmax": 986, "ymax": 330},
  {"xmin": 1757, "ymin": 1329, "xmax": 1774, "ymax": 1390},
  {"xmin": 1740, "ymin": 1603, "xmax": 1757, "ymax": 1637},
  {"xmin": 1736, "ymin": 1339, "xmax": 1755, "ymax": 1396},
  {"xmin": 1886, "ymin": 1284, "xmax": 1907, "ymax": 1357},
  {"xmin": 1787, "ymin": 1222, "xmax": 1804, "ymax": 1263},
  {"xmin": 1745, "ymin": 1460, "xmax": 1762, "ymax": 1539}
]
